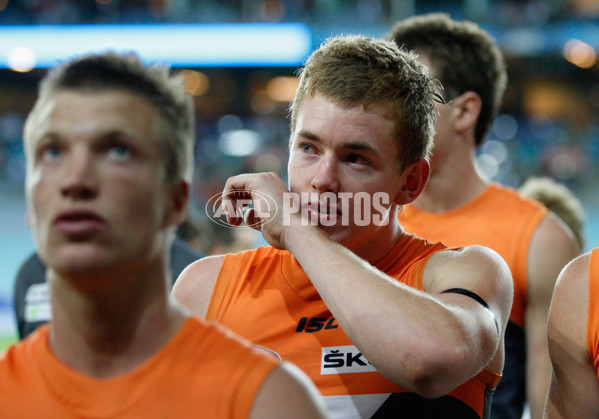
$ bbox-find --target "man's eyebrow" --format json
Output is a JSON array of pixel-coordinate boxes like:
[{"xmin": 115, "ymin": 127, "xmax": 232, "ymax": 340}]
[
  {"xmin": 96, "ymin": 129, "xmax": 136, "ymax": 142},
  {"xmin": 296, "ymin": 129, "xmax": 320, "ymax": 141},
  {"xmin": 344, "ymin": 141, "xmax": 377, "ymax": 154},
  {"xmin": 33, "ymin": 131, "xmax": 59, "ymax": 145},
  {"xmin": 295, "ymin": 129, "xmax": 378, "ymax": 154}
]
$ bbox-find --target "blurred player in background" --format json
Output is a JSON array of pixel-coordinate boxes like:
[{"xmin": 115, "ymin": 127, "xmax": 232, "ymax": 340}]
[{"xmin": 388, "ymin": 13, "xmax": 580, "ymax": 419}]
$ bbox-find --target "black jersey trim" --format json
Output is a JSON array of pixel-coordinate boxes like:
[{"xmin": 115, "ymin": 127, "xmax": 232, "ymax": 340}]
[{"xmin": 441, "ymin": 287, "xmax": 499, "ymax": 334}]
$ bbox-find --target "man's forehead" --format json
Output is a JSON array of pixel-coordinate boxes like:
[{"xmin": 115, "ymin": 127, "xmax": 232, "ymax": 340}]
[
  {"xmin": 30, "ymin": 96, "xmax": 58, "ymax": 125},
  {"xmin": 23, "ymin": 95, "xmax": 58, "ymax": 147},
  {"xmin": 26, "ymin": 90, "xmax": 159, "ymax": 145}
]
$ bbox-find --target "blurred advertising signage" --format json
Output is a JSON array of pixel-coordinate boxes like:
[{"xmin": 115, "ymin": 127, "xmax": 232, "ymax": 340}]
[{"xmin": 0, "ymin": 23, "xmax": 312, "ymax": 69}]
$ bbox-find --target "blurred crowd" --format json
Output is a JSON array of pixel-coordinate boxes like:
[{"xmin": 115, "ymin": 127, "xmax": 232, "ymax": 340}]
[
  {"xmin": 2, "ymin": 0, "xmax": 599, "ymax": 253},
  {"xmin": 0, "ymin": 0, "xmax": 598, "ymax": 26}
]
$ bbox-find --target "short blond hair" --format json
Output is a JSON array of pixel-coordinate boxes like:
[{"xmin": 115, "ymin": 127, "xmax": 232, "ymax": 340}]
[
  {"xmin": 24, "ymin": 50, "xmax": 195, "ymax": 182},
  {"xmin": 290, "ymin": 35, "xmax": 440, "ymax": 169},
  {"xmin": 519, "ymin": 176, "xmax": 585, "ymax": 249}
]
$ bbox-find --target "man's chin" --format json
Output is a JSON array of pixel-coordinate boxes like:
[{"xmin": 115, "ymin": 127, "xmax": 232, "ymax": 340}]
[
  {"xmin": 52, "ymin": 258, "xmax": 110, "ymax": 277},
  {"xmin": 316, "ymin": 224, "xmax": 350, "ymax": 243},
  {"xmin": 46, "ymin": 247, "xmax": 114, "ymax": 277}
]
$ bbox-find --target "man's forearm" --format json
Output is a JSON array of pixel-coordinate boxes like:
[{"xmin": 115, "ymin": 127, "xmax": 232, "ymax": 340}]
[{"xmin": 285, "ymin": 223, "xmax": 497, "ymax": 396}]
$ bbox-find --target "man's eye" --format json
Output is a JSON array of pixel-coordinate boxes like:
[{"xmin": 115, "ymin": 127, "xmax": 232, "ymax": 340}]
[
  {"xmin": 41, "ymin": 146, "xmax": 61, "ymax": 162},
  {"xmin": 347, "ymin": 154, "xmax": 370, "ymax": 166},
  {"xmin": 108, "ymin": 144, "xmax": 132, "ymax": 160},
  {"xmin": 301, "ymin": 143, "xmax": 316, "ymax": 153}
]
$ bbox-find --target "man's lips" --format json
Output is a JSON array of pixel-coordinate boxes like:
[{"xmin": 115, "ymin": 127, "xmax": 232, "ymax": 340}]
[
  {"xmin": 52, "ymin": 209, "xmax": 106, "ymax": 235},
  {"xmin": 305, "ymin": 201, "xmax": 341, "ymax": 215},
  {"xmin": 303, "ymin": 201, "xmax": 341, "ymax": 224}
]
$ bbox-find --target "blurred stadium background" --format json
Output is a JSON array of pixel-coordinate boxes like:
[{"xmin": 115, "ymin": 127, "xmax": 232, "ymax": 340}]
[{"xmin": 2, "ymin": 0, "xmax": 599, "ymax": 349}]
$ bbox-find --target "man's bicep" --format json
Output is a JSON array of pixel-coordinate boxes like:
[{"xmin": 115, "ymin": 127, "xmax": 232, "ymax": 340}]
[
  {"xmin": 171, "ymin": 255, "xmax": 224, "ymax": 318},
  {"xmin": 546, "ymin": 254, "xmax": 599, "ymax": 417},
  {"xmin": 546, "ymin": 309, "xmax": 599, "ymax": 417},
  {"xmin": 546, "ymin": 328, "xmax": 599, "ymax": 417},
  {"xmin": 424, "ymin": 246, "xmax": 513, "ymax": 362},
  {"xmin": 525, "ymin": 212, "xmax": 581, "ymax": 416},
  {"xmin": 426, "ymin": 246, "xmax": 513, "ymax": 328}
]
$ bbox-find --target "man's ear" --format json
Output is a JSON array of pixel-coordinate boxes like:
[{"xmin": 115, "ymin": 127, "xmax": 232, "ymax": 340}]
[
  {"xmin": 164, "ymin": 179, "xmax": 189, "ymax": 227},
  {"xmin": 394, "ymin": 159, "xmax": 430, "ymax": 205},
  {"xmin": 452, "ymin": 91, "xmax": 482, "ymax": 133}
]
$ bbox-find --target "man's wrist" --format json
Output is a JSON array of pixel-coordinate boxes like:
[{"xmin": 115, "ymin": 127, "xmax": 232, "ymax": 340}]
[{"xmin": 282, "ymin": 214, "xmax": 323, "ymax": 253}]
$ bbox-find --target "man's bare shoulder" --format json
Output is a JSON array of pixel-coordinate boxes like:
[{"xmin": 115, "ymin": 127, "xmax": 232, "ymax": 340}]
[
  {"xmin": 547, "ymin": 252, "xmax": 590, "ymax": 370},
  {"xmin": 440, "ymin": 244, "xmax": 511, "ymax": 269},
  {"xmin": 172, "ymin": 254, "xmax": 226, "ymax": 318},
  {"xmin": 549, "ymin": 252, "xmax": 590, "ymax": 326},
  {"xmin": 529, "ymin": 212, "xmax": 581, "ymax": 280},
  {"xmin": 178, "ymin": 254, "xmax": 227, "ymax": 280},
  {"xmin": 425, "ymin": 245, "xmax": 513, "ymax": 317},
  {"xmin": 427, "ymin": 245, "xmax": 513, "ymax": 289},
  {"xmin": 250, "ymin": 362, "xmax": 329, "ymax": 419},
  {"xmin": 547, "ymin": 253, "xmax": 591, "ymax": 370},
  {"xmin": 546, "ymin": 252, "xmax": 599, "ymax": 417},
  {"xmin": 520, "ymin": 213, "xmax": 580, "ymax": 330}
]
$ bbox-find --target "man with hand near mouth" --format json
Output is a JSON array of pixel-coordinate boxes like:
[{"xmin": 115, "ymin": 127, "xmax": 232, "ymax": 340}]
[{"xmin": 174, "ymin": 35, "xmax": 513, "ymax": 419}]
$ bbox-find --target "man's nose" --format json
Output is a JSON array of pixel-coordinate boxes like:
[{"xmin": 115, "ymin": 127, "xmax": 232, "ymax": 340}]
[
  {"xmin": 60, "ymin": 150, "xmax": 98, "ymax": 200},
  {"xmin": 310, "ymin": 154, "xmax": 340, "ymax": 193}
]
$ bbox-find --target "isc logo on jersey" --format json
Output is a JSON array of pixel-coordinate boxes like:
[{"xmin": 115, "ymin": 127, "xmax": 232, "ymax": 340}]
[{"xmin": 321, "ymin": 345, "xmax": 377, "ymax": 375}]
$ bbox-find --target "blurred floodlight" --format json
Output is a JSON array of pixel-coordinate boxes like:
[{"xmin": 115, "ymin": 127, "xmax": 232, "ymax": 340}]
[
  {"xmin": 563, "ymin": 39, "xmax": 597, "ymax": 68},
  {"xmin": 8, "ymin": 47, "xmax": 36, "ymax": 72},
  {"xmin": 266, "ymin": 76, "xmax": 299, "ymax": 102},
  {"xmin": 492, "ymin": 114, "xmax": 518, "ymax": 140},
  {"xmin": 476, "ymin": 153, "xmax": 499, "ymax": 179},
  {"xmin": 182, "ymin": 70, "xmax": 210, "ymax": 96},
  {"xmin": 250, "ymin": 91, "xmax": 276, "ymax": 115},
  {"xmin": 550, "ymin": 152, "xmax": 580, "ymax": 180},
  {"xmin": 217, "ymin": 114, "xmax": 243, "ymax": 134},
  {"xmin": 219, "ymin": 129, "xmax": 261, "ymax": 157},
  {"xmin": 0, "ymin": 23, "xmax": 312, "ymax": 68},
  {"xmin": 480, "ymin": 140, "xmax": 508, "ymax": 164}
]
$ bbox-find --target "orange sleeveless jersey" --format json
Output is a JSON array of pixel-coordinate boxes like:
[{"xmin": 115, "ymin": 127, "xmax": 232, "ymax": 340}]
[
  {"xmin": 208, "ymin": 234, "xmax": 501, "ymax": 418},
  {"xmin": 0, "ymin": 317, "xmax": 279, "ymax": 418},
  {"xmin": 398, "ymin": 183, "xmax": 547, "ymax": 327},
  {"xmin": 587, "ymin": 248, "xmax": 599, "ymax": 377}
]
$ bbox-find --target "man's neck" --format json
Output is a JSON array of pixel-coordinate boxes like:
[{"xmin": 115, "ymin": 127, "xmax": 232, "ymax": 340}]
[
  {"xmin": 342, "ymin": 209, "xmax": 406, "ymax": 266},
  {"xmin": 47, "ymin": 266, "xmax": 187, "ymax": 378},
  {"xmin": 413, "ymin": 154, "xmax": 489, "ymax": 213}
]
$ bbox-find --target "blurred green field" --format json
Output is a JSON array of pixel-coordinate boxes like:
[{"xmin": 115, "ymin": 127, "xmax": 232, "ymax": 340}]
[{"xmin": 0, "ymin": 334, "xmax": 17, "ymax": 352}]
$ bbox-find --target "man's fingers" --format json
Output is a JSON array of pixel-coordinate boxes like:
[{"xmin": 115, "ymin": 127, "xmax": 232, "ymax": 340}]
[
  {"xmin": 244, "ymin": 208, "xmax": 263, "ymax": 232},
  {"xmin": 222, "ymin": 176, "xmax": 253, "ymax": 226},
  {"xmin": 221, "ymin": 172, "xmax": 283, "ymax": 232}
]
